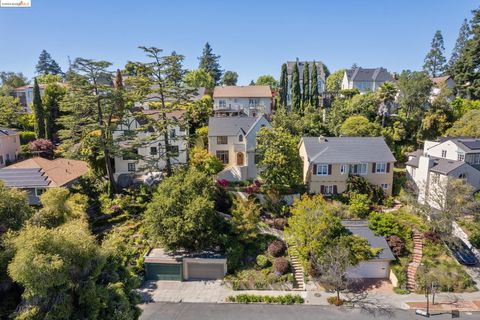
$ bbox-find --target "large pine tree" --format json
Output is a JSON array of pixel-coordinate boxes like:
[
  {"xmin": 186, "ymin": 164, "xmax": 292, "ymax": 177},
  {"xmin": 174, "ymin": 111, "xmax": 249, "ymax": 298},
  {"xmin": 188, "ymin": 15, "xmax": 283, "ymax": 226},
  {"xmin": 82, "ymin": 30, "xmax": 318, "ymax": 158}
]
[
  {"xmin": 32, "ymin": 78, "xmax": 45, "ymax": 138},
  {"xmin": 35, "ymin": 50, "xmax": 63, "ymax": 75},
  {"xmin": 198, "ymin": 43, "xmax": 222, "ymax": 85},
  {"xmin": 291, "ymin": 63, "xmax": 301, "ymax": 112},
  {"xmin": 310, "ymin": 61, "xmax": 319, "ymax": 108},
  {"xmin": 302, "ymin": 62, "xmax": 310, "ymax": 109},
  {"xmin": 279, "ymin": 63, "xmax": 288, "ymax": 107},
  {"xmin": 423, "ymin": 30, "xmax": 447, "ymax": 77},
  {"xmin": 448, "ymin": 19, "xmax": 471, "ymax": 70}
]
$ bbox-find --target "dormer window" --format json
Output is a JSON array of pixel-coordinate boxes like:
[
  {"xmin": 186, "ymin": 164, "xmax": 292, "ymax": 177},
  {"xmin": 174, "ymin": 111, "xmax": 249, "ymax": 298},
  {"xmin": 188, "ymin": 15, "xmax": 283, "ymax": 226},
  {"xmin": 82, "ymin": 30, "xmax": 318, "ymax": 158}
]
[
  {"xmin": 458, "ymin": 153, "xmax": 465, "ymax": 161},
  {"xmin": 238, "ymin": 134, "xmax": 243, "ymax": 142}
]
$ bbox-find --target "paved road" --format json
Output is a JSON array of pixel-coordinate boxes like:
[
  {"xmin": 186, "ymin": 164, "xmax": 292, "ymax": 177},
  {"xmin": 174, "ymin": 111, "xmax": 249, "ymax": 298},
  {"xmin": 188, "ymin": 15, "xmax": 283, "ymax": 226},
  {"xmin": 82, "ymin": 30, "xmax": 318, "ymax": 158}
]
[{"xmin": 139, "ymin": 302, "xmax": 480, "ymax": 320}]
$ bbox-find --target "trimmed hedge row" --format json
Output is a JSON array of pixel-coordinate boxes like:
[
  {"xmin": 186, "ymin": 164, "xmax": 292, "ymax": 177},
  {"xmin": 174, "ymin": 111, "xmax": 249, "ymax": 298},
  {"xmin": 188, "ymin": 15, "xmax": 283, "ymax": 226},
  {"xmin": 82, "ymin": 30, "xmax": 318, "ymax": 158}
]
[{"xmin": 226, "ymin": 294, "xmax": 304, "ymax": 304}]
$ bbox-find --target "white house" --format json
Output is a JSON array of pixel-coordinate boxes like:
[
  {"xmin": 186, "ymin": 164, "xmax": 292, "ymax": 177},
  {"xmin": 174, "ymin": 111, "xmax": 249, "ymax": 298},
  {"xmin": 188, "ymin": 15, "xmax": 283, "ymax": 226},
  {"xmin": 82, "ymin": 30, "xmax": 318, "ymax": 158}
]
[
  {"xmin": 430, "ymin": 75, "xmax": 455, "ymax": 102},
  {"xmin": 406, "ymin": 137, "xmax": 480, "ymax": 209},
  {"xmin": 208, "ymin": 116, "xmax": 271, "ymax": 181},
  {"xmin": 0, "ymin": 128, "xmax": 20, "ymax": 168},
  {"xmin": 12, "ymin": 84, "xmax": 46, "ymax": 113},
  {"xmin": 341, "ymin": 67, "xmax": 394, "ymax": 93},
  {"xmin": 213, "ymin": 86, "xmax": 272, "ymax": 117},
  {"xmin": 286, "ymin": 59, "xmax": 326, "ymax": 105},
  {"xmin": 112, "ymin": 109, "xmax": 188, "ymax": 186}
]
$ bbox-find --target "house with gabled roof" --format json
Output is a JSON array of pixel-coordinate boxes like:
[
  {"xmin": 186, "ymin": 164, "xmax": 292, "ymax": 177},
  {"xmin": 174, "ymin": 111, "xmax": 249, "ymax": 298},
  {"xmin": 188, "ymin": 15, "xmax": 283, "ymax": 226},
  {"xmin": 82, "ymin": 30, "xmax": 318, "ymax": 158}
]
[
  {"xmin": 299, "ymin": 136, "xmax": 395, "ymax": 195},
  {"xmin": 0, "ymin": 128, "xmax": 20, "ymax": 168},
  {"xmin": 406, "ymin": 137, "xmax": 480, "ymax": 209},
  {"xmin": 341, "ymin": 67, "xmax": 394, "ymax": 93},
  {"xmin": 208, "ymin": 116, "xmax": 271, "ymax": 181},
  {"xmin": 213, "ymin": 86, "xmax": 272, "ymax": 117}
]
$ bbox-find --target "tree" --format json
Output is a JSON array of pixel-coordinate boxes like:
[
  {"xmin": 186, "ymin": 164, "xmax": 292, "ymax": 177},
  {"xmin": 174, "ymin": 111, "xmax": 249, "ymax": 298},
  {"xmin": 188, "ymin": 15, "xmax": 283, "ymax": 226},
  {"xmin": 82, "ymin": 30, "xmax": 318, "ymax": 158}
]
[
  {"xmin": 198, "ymin": 42, "xmax": 222, "ymax": 85},
  {"xmin": 310, "ymin": 62, "xmax": 320, "ymax": 108},
  {"xmin": 448, "ymin": 19, "xmax": 471, "ymax": 70},
  {"xmin": 255, "ymin": 75, "xmax": 277, "ymax": 88},
  {"xmin": 35, "ymin": 50, "xmax": 63, "ymax": 75},
  {"xmin": 145, "ymin": 169, "xmax": 225, "ymax": 251},
  {"xmin": 189, "ymin": 146, "xmax": 224, "ymax": 175},
  {"xmin": 0, "ymin": 71, "xmax": 28, "ymax": 95},
  {"xmin": 291, "ymin": 63, "xmax": 301, "ymax": 112},
  {"xmin": 43, "ymin": 82, "xmax": 66, "ymax": 140},
  {"xmin": 184, "ymin": 69, "xmax": 214, "ymax": 89},
  {"xmin": 420, "ymin": 84, "xmax": 453, "ymax": 140},
  {"xmin": 0, "ymin": 96, "xmax": 23, "ymax": 128},
  {"xmin": 28, "ymin": 138, "xmax": 54, "ymax": 158},
  {"xmin": 446, "ymin": 109, "xmax": 480, "ymax": 137},
  {"xmin": 36, "ymin": 73, "xmax": 62, "ymax": 85},
  {"xmin": 349, "ymin": 193, "xmax": 371, "ymax": 219},
  {"xmin": 186, "ymin": 94, "xmax": 213, "ymax": 132},
  {"xmin": 339, "ymin": 115, "xmax": 382, "ymax": 137},
  {"xmin": 230, "ymin": 197, "xmax": 261, "ymax": 243},
  {"xmin": 279, "ymin": 63, "xmax": 288, "ymax": 107},
  {"xmin": 0, "ymin": 182, "xmax": 33, "ymax": 232},
  {"xmin": 256, "ymin": 127, "xmax": 302, "ymax": 192},
  {"xmin": 450, "ymin": 97, "xmax": 480, "ymax": 120},
  {"xmin": 32, "ymin": 78, "xmax": 46, "ymax": 138},
  {"xmin": 376, "ymin": 82, "xmax": 398, "ymax": 127},
  {"xmin": 326, "ymin": 69, "xmax": 344, "ymax": 92},
  {"xmin": 221, "ymin": 71, "xmax": 238, "ymax": 86},
  {"xmin": 423, "ymin": 30, "xmax": 447, "ymax": 77},
  {"xmin": 302, "ymin": 62, "xmax": 310, "ymax": 108}
]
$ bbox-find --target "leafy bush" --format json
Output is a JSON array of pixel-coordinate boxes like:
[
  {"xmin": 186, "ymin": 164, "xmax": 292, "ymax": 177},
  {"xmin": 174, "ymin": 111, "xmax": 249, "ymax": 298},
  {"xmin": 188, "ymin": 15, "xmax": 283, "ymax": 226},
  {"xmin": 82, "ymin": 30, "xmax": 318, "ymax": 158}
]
[
  {"xmin": 268, "ymin": 240, "xmax": 286, "ymax": 257},
  {"xmin": 273, "ymin": 218, "xmax": 287, "ymax": 230},
  {"xmin": 227, "ymin": 294, "xmax": 303, "ymax": 304},
  {"xmin": 226, "ymin": 240, "xmax": 244, "ymax": 273},
  {"xmin": 217, "ymin": 179, "xmax": 229, "ymax": 187},
  {"xmin": 383, "ymin": 196, "xmax": 395, "ymax": 208},
  {"xmin": 423, "ymin": 231, "xmax": 441, "ymax": 244},
  {"xmin": 273, "ymin": 257, "xmax": 290, "ymax": 275},
  {"xmin": 327, "ymin": 296, "xmax": 344, "ymax": 306},
  {"xmin": 368, "ymin": 212, "xmax": 410, "ymax": 240},
  {"xmin": 19, "ymin": 131, "xmax": 36, "ymax": 144},
  {"xmin": 468, "ymin": 230, "xmax": 480, "ymax": 249},
  {"xmin": 346, "ymin": 175, "xmax": 384, "ymax": 204},
  {"xmin": 393, "ymin": 287, "xmax": 410, "ymax": 294},
  {"xmin": 386, "ymin": 235, "xmax": 406, "ymax": 257},
  {"xmin": 256, "ymin": 255, "xmax": 270, "ymax": 268},
  {"xmin": 348, "ymin": 192, "xmax": 371, "ymax": 218},
  {"xmin": 28, "ymin": 138, "xmax": 54, "ymax": 157}
]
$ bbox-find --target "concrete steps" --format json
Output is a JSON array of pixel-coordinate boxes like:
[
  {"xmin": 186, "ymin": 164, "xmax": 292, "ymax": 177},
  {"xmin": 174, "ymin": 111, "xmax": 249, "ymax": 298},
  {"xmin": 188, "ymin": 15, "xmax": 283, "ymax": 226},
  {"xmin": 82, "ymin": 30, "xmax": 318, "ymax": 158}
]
[
  {"xmin": 288, "ymin": 246, "xmax": 305, "ymax": 291},
  {"xmin": 406, "ymin": 231, "xmax": 424, "ymax": 291}
]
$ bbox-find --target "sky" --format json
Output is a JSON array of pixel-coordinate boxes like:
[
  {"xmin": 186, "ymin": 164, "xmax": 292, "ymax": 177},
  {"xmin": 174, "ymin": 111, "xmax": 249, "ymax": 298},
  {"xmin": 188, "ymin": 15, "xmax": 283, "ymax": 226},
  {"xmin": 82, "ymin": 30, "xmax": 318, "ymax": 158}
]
[{"xmin": 0, "ymin": 0, "xmax": 477, "ymax": 84}]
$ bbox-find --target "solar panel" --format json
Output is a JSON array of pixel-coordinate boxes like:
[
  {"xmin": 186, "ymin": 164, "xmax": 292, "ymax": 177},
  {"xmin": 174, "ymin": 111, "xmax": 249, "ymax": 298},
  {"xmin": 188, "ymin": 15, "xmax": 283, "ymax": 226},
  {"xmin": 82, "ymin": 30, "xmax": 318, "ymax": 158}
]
[{"xmin": 460, "ymin": 140, "xmax": 480, "ymax": 150}]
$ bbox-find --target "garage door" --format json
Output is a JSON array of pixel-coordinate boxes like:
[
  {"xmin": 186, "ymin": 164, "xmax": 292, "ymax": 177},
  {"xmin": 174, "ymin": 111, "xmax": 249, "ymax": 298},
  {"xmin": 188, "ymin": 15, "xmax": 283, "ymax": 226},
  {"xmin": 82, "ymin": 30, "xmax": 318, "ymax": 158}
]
[
  {"xmin": 186, "ymin": 263, "xmax": 225, "ymax": 280},
  {"xmin": 346, "ymin": 261, "xmax": 389, "ymax": 279},
  {"xmin": 145, "ymin": 263, "xmax": 182, "ymax": 281}
]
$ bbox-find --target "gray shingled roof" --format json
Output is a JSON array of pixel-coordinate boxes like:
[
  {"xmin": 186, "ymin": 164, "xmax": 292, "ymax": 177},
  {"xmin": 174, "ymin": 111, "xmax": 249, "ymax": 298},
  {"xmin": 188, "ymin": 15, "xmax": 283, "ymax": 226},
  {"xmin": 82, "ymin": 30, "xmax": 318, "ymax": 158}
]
[
  {"xmin": 208, "ymin": 117, "xmax": 258, "ymax": 136},
  {"xmin": 345, "ymin": 67, "xmax": 393, "ymax": 82},
  {"xmin": 342, "ymin": 221, "xmax": 395, "ymax": 261},
  {"xmin": 430, "ymin": 158, "xmax": 466, "ymax": 174},
  {"xmin": 286, "ymin": 61, "xmax": 326, "ymax": 81},
  {"xmin": 301, "ymin": 137, "xmax": 395, "ymax": 163},
  {"xmin": 0, "ymin": 128, "xmax": 18, "ymax": 136}
]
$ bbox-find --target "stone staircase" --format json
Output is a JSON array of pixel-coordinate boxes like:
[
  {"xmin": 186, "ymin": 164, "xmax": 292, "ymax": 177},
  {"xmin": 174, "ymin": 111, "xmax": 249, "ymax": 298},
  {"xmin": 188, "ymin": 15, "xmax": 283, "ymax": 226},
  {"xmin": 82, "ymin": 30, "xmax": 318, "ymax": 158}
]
[
  {"xmin": 406, "ymin": 231, "xmax": 424, "ymax": 291},
  {"xmin": 288, "ymin": 246, "xmax": 305, "ymax": 291}
]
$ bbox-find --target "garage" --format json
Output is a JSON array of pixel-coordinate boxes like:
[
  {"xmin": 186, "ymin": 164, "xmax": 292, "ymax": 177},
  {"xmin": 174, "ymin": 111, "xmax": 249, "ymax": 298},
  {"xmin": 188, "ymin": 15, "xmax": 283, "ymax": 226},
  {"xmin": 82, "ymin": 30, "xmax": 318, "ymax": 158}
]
[
  {"xmin": 184, "ymin": 261, "xmax": 226, "ymax": 280},
  {"xmin": 346, "ymin": 261, "xmax": 390, "ymax": 279},
  {"xmin": 145, "ymin": 262, "xmax": 182, "ymax": 281}
]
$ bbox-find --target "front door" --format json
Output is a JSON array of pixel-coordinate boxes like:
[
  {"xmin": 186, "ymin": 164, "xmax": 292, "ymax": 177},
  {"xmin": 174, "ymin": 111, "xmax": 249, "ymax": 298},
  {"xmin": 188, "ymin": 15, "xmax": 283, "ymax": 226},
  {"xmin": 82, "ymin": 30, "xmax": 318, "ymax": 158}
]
[{"xmin": 236, "ymin": 152, "xmax": 244, "ymax": 166}]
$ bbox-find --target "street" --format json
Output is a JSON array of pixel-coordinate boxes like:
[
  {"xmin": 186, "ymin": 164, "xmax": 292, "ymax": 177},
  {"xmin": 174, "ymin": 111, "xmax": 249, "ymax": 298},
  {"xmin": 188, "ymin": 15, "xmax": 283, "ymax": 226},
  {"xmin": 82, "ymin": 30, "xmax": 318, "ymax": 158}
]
[{"xmin": 139, "ymin": 302, "xmax": 480, "ymax": 320}]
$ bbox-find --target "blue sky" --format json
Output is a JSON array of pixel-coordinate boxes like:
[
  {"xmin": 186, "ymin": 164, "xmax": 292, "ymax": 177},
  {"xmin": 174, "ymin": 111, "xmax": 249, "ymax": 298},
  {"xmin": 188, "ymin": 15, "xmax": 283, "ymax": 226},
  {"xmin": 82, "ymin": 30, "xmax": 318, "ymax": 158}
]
[{"xmin": 0, "ymin": 0, "xmax": 476, "ymax": 84}]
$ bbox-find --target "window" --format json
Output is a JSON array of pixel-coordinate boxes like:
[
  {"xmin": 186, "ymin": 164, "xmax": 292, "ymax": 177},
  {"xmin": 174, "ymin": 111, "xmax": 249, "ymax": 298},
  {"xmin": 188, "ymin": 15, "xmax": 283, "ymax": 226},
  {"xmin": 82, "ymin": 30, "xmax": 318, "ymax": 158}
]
[
  {"xmin": 381, "ymin": 183, "xmax": 389, "ymax": 190},
  {"xmin": 340, "ymin": 164, "xmax": 349, "ymax": 175},
  {"xmin": 216, "ymin": 151, "xmax": 229, "ymax": 164},
  {"xmin": 167, "ymin": 145, "xmax": 179, "ymax": 156},
  {"xmin": 127, "ymin": 163, "xmax": 136, "ymax": 172},
  {"xmin": 238, "ymin": 135, "xmax": 243, "ymax": 142},
  {"xmin": 375, "ymin": 163, "xmax": 387, "ymax": 173},
  {"xmin": 324, "ymin": 185, "xmax": 334, "ymax": 194},
  {"xmin": 0, "ymin": 155, "xmax": 3, "ymax": 165},
  {"xmin": 316, "ymin": 164, "xmax": 329, "ymax": 176},
  {"xmin": 150, "ymin": 147, "xmax": 158, "ymax": 155},
  {"xmin": 35, "ymin": 188, "xmax": 45, "ymax": 197},
  {"xmin": 350, "ymin": 163, "xmax": 367, "ymax": 175},
  {"xmin": 459, "ymin": 173, "xmax": 467, "ymax": 180},
  {"xmin": 249, "ymin": 98, "xmax": 260, "ymax": 107},
  {"xmin": 179, "ymin": 126, "xmax": 185, "ymax": 132},
  {"xmin": 458, "ymin": 153, "xmax": 465, "ymax": 161},
  {"xmin": 466, "ymin": 153, "xmax": 480, "ymax": 165},
  {"xmin": 441, "ymin": 150, "xmax": 447, "ymax": 158},
  {"xmin": 170, "ymin": 129, "xmax": 176, "ymax": 138},
  {"xmin": 217, "ymin": 136, "xmax": 228, "ymax": 144},
  {"xmin": 219, "ymin": 99, "xmax": 226, "ymax": 108}
]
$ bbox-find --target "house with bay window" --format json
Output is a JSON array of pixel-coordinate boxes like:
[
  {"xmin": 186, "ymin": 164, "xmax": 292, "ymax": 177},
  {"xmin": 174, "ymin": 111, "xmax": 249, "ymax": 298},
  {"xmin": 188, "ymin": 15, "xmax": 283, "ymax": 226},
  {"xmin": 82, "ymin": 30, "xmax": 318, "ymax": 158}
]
[
  {"xmin": 406, "ymin": 137, "xmax": 480, "ymax": 209},
  {"xmin": 299, "ymin": 136, "xmax": 395, "ymax": 195},
  {"xmin": 208, "ymin": 116, "xmax": 271, "ymax": 181}
]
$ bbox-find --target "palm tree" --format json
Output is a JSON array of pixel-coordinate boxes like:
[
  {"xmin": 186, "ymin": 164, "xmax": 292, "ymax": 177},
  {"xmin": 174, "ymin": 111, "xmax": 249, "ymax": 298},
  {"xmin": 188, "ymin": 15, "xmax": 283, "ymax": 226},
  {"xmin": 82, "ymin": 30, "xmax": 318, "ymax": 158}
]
[{"xmin": 377, "ymin": 82, "xmax": 398, "ymax": 127}]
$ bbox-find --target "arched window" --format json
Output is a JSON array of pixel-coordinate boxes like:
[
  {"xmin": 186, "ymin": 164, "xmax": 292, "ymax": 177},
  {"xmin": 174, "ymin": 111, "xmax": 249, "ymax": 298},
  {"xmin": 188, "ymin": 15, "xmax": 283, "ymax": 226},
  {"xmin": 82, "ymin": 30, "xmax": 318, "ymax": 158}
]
[{"xmin": 238, "ymin": 134, "xmax": 243, "ymax": 142}]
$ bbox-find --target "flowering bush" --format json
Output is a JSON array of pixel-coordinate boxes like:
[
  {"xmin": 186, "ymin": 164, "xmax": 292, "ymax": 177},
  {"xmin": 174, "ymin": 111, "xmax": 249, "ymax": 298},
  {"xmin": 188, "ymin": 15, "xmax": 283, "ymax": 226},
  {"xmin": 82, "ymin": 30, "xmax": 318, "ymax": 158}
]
[
  {"xmin": 273, "ymin": 257, "xmax": 290, "ymax": 275},
  {"xmin": 268, "ymin": 240, "xmax": 286, "ymax": 257},
  {"xmin": 216, "ymin": 179, "xmax": 229, "ymax": 187},
  {"xmin": 28, "ymin": 138, "xmax": 54, "ymax": 157}
]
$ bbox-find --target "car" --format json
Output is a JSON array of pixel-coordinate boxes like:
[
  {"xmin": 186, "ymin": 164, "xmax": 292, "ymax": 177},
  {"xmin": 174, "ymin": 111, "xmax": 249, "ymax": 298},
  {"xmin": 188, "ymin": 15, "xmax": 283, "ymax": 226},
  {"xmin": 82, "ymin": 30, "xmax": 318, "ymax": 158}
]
[{"xmin": 445, "ymin": 237, "xmax": 478, "ymax": 266}]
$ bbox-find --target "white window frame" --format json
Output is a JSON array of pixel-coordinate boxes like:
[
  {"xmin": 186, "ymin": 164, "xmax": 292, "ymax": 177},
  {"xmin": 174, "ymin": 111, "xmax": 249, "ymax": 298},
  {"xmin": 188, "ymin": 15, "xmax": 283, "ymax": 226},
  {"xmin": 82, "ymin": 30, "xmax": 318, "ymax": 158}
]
[
  {"xmin": 324, "ymin": 185, "xmax": 334, "ymax": 194},
  {"xmin": 316, "ymin": 164, "xmax": 329, "ymax": 176},
  {"xmin": 238, "ymin": 134, "xmax": 243, "ymax": 142},
  {"xmin": 380, "ymin": 183, "xmax": 389, "ymax": 190},
  {"xmin": 127, "ymin": 163, "xmax": 136, "ymax": 172},
  {"xmin": 350, "ymin": 163, "xmax": 367, "ymax": 175},
  {"xmin": 457, "ymin": 153, "xmax": 465, "ymax": 161},
  {"xmin": 375, "ymin": 163, "xmax": 387, "ymax": 174},
  {"xmin": 340, "ymin": 164, "xmax": 349, "ymax": 175},
  {"xmin": 35, "ymin": 188, "xmax": 45, "ymax": 197},
  {"xmin": 219, "ymin": 99, "xmax": 227, "ymax": 108}
]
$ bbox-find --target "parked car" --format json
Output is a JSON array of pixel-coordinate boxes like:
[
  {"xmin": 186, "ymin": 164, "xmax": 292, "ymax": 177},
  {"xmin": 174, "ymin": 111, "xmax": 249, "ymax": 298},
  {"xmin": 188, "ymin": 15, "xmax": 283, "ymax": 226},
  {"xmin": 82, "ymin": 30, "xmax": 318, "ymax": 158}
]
[{"xmin": 445, "ymin": 237, "xmax": 478, "ymax": 266}]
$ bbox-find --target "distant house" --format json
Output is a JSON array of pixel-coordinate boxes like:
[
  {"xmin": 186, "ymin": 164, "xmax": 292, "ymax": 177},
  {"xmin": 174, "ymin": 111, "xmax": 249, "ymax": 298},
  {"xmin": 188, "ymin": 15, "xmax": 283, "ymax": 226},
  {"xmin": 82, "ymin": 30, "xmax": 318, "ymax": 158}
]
[
  {"xmin": 213, "ymin": 86, "xmax": 272, "ymax": 117},
  {"xmin": 406, "ymin": 137, "xmax": 480, "ymax": 209},
  {"xmin": 0, "ymin": 128, "xmax": 20, "ymax": 168},
  {"xmin": 11, "ymin": 84, "xmax": 46, "ymax": 113},
  {"xmin": 430, "ymin": 75, "xmax": 455, "ymax": 101},
  {"xmin": 286, "ymin": 59, "xmax": 326, "ymax": 105},
  {"xmin": 0, "ymin": 157, "xmax": 89, "ymax": 205},
  {"xmin": 342, "ymin": 221, "xmax": 395, "ymax": 279},
  {"xmin": 299, "ymin": 137, "xmax": 395, "ymax": 195},
  {"xmin": 208, "ymin": 116, "xmax": 271, "ymax": 181},
  {"xmin": 341, "ymin": 67, "xmax": 394, "ymax": 93},
  {"xmin": 112, "ymin": 109, "xmax": 188, "ymax": 186}
]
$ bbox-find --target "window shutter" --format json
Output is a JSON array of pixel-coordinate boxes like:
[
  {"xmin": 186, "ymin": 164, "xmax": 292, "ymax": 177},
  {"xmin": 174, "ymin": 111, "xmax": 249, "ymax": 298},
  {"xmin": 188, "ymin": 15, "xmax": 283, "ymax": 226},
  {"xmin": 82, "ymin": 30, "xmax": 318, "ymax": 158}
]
[
  {"xmin": 320, "ymin": 185, "xmax": 325, "ymax": 194},
  {"xmin": 372, "ymin": 162, "xmax": 376, "ymax": 173},
  {"xmin": 333, "ymin": 185, "xmax": 338, "ymax": 194},
  {"xmin": 312, "ymin": 164, "xmax": 317, "ymax": 175},
  {"xmin": 386, "ymin": 163, "xmax": 391, "ymax": 173},
  {"xmin": 328, "ymin": 164, "xmax": 332, "ymax": 175}
]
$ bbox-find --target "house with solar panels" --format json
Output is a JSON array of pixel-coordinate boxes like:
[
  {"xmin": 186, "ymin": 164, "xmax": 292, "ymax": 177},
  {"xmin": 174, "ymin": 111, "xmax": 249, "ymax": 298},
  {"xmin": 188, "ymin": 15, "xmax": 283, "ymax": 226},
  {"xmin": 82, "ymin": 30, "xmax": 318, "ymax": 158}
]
[
  {"xmin": 406, "ymin": 137, "xmax": 480, "ymax": 209},
  {"xmin": 0, "ymin": 157, "xmax": 89, "ymax": 205}
]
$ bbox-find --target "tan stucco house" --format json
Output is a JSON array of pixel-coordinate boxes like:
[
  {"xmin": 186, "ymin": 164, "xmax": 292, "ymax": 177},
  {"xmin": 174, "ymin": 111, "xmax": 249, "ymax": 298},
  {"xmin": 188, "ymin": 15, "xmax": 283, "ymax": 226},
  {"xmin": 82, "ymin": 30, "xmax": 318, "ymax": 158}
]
[
  {"xmin": 299, "ymin": 136, "xmax": 395, "ymax": 195},
  {"xmin": 208, "ymin": 116, "xmax": 271, "ymax": 181}
]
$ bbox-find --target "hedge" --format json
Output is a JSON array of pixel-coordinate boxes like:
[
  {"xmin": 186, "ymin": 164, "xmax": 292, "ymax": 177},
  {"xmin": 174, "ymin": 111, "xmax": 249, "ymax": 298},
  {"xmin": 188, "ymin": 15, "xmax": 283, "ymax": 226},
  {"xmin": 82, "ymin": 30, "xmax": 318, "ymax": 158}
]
[{"xmin": 226, "ymin": 294, "xmax": 304, "ymax": 304}]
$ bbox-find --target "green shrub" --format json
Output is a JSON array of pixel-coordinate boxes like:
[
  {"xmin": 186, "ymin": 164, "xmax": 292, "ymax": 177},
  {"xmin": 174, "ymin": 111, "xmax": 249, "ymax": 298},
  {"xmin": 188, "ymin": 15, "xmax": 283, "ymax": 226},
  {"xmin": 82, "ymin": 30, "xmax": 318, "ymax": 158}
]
[
  {"xmin": 469, "ymin": 230, "xmax": 480, "ymax": 249},
  {"xmin": 273, "ymin": 257, "xmax": 290, "ymax": 275},
  {"xmin": 368, "ymin": 212, "xmax": 410, "ymax": 240},
  {"xmin": 348, "ymin": 192, "xmax": 371, "ymax": 218},
  {"xmin": 393, "ymin": 287, "xmax": 410, "ymax": 294},
  {"xmin": 346, "ymin": 175, "xmax": 384, "ymax": 204},
  {"xmin": 227, "ymin": 294, "xmax": 304, "ymax": 304},
  {"xmin": 267, "ymin": 240, "xmax": 286, "ymax": 257},
  {"xmin": 226, "ymin": 240, "xmax": 244, "ymax": 273},
  {"xmin": 327, "ymin": 296, "xmax": 344, "ymax": 306},
  {"xmin": 384, "ymin": 196, "xmax": 395, "ymax": 208},
  {"xmin": 19, "ymin": 131, "xmax": 36, "ymax": 144},
  {"xmin": 256, "ymin": 255, "xmax": 270, "ymax": 268}
]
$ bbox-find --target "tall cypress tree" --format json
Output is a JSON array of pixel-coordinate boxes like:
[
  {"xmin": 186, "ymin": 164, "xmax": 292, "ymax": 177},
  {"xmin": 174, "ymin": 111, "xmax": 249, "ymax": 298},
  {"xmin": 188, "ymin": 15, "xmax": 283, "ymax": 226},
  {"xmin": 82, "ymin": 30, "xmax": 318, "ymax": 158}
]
[
  {"xmin": 423, "ymin": 30, "xmax": 447, "ymax": 77},
  {"xmin": 44, "ymin": 83, "xmax": 65, "ymax": 141},
  {"xmin": 279, "ymin": 63, "xmax": 288, "ymax": 107},
  {"xmin": 291, "ymin": 63, "xmax": 301, "ymax": 112},
  {"xmin": 310, "ymin": 61, "xmax": 319, "ymax": 108},
  {"xmin": 198, "ymin": 43, "xmax": 223, "ymax": 85},
  {"xmin": 448, "ymin": 19, "xmax": 471, "ymax": 70},
  {"xmin": 302, "ymin": 62, "xmax": 310, "ymax": 109},
  {"xmin": 32, "ymin": 78, "xmax": 45, "ymax": 138}
]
